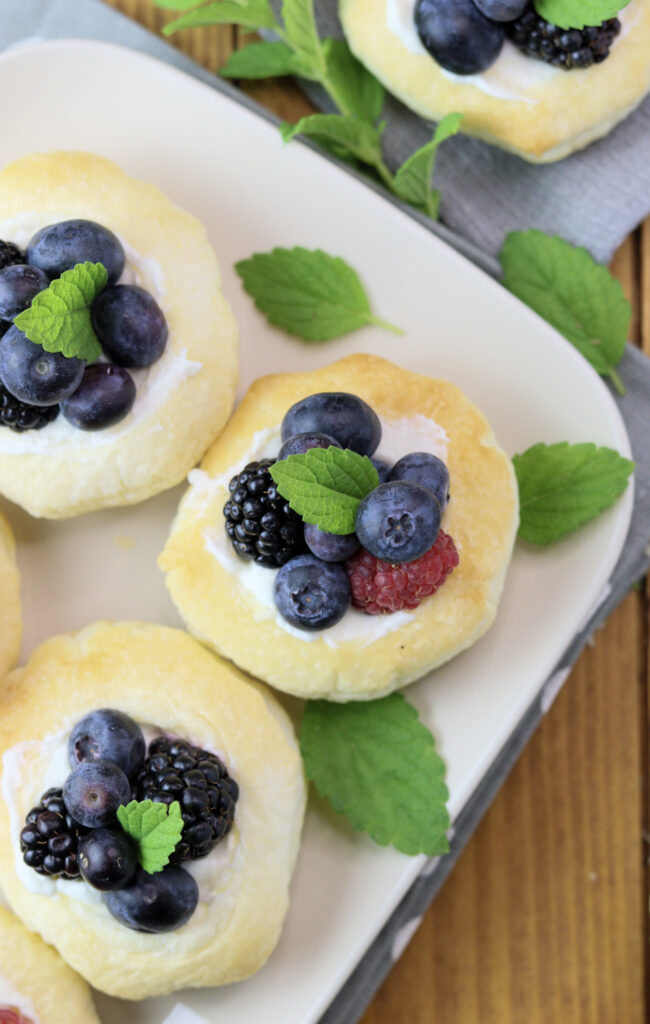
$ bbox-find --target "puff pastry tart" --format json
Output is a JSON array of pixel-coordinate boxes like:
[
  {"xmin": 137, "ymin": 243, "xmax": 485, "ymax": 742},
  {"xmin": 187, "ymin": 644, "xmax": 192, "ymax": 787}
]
[
  {"xmin": 0, "ymin": 622, "xmax": 306, "ymax": 999},
  {"xmin": 160, "ymin": 353, "xmax": 519, "ymax": 701},
  {"xmin": 339, "ymin": 0, "xmax": 650, "ymax": 162},
  {"xmin": 0, "ymin": 152, "xmax": 238, "ymax": 518},
  {"xmin": 0, "ymin": 511, "xmax": 20, "ymax": 677},
  {"xmin": 0, "ymin": 904, "xmax": 99, "ymax": 1024}
]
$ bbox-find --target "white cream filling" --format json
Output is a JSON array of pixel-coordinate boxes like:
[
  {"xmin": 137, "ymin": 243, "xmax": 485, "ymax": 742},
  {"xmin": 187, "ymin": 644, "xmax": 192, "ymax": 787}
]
[
  {"xmin": 0, "ymin": 212, "xmax": 202, "ymax": 454},
  {"xmin": 385, "ymin": 0, "xmax": 639, "ymax": 103},
  {"xmin": 0, "ymin": 974, "xmax": 39, "ymax": 1023},
  {"xmin": 190, "ymin": 414, "xmax": 449, "ymax": 647},
  {"xmin": 1, "ymin": 727, "xmax": 238, "ymax": 910}
]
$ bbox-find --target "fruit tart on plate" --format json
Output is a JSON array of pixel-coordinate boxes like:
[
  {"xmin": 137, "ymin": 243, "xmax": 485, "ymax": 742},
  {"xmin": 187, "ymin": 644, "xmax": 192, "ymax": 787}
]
[
  {"xmin": 0, "ymin": 152, "xmax": 238, "ymax": 518},
  {"xmin": 0, "ymin": 510, "xmax": 20, "ymax": 677}
]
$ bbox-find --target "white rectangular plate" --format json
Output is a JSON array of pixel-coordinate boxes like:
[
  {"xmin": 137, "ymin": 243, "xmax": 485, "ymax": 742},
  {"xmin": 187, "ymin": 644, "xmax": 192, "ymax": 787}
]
[{"xmin": 0, "ymin": 38, "xmax": 633, "ymax": 1024}]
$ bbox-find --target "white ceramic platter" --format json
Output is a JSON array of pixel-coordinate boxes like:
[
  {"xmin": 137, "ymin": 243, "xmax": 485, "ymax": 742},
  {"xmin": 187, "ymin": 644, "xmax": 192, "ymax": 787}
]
[{"xmin": 0, "ymin": 38, "xmax": 633, "ymax": 1024}]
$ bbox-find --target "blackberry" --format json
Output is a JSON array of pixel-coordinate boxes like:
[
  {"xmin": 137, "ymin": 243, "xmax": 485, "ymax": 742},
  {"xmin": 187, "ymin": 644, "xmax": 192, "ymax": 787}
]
[
  {"xmin": 0, "ymin": 240, "xmax": 26, "ymax": 271},
  {"xmin": 507, "ymin": 8, "xmax": 621, "ymax": 68},
  {"xmin": 0, "ymin": 381, "xmax": 59, "ymax": 432},
  {"xmin": 223, "ymin": 458, "xmax": 307, "ymax": 569},
  {"xmin": 134, "ymin": 736, "xmax": 239, "ymax": 864},
  {"xmin": 19, "ymin": 788, "xmax": 85, "ymax": 880}
]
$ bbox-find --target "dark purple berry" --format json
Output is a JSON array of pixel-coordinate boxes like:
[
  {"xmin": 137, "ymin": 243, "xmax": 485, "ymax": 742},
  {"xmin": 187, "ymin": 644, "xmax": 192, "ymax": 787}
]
[
  {"xmin": 0, "ymin": 265, "xmax": 49, "ymax": 320},
  {"xmin": 78, "ymin": 828, "xmax": 137, "ymax": 891},
  {"xmin": 62, "ymin": 364, "xmax": 136, "ymax": 431},
  {"xmin": 63, "ymin": 760, "xmax": 131, "ymax": 829},
  {"xmin": 103, "ymin": 865, "xmax": 198, "ymax": 933},
  {"xmin": 415, "ymin": 0, "xmax": 505, "ymax": 74},
  {"xmin": 304, "ymin": 523, "xmax": 360, "ymax": 563},
  {"xmin": 355, "ymin": 480, "xmax": 441, "ymax": 563},
  {"xmin": 0, "ymin": 325, "xmax": 84, "ymax": 406},
  {"xmin": 274, "ymin": 554, "xmax": 350, "ymax": 631},
  {"xmin": 92, "ymin": 284, "xmax": 168, "ymax": 369},
  {"xmin": 27, "ymin": 219, "xmax": 125, "ymax": 284},
  {"xmin": 68, "ymin": 709, "xmax": 145, "ymax": 780},
  {"xmin": 371, "ymin": 457, "xmax": 391, "ymax": 483},
  {"xmin": 281, "ymin": 392, "xmax": 381, "ymax": 457},
  {"xmin": 277, "ymin": 432, "xmax": 341, "ymax": 460},
  {"xmin": 223, "ymin": 458, "xmax": 306, "ymax": 568},
  {"xmin": 472, "ymin": 0, "xmax": 527, "ymax": 21},
  {"xmin": 389, "ymin": 452, "xmax": 450, "ymax": 512}
]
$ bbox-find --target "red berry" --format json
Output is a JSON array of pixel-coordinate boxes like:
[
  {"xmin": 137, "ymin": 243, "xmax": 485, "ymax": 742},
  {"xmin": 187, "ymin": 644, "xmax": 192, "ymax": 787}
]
[
  {"xmin": 347, "ymin": 530, "xmax": 459, "ymax": 615},
  {"xmin": 0, "ymin": 1009, "xmax": 34, "ymax": 1024}
]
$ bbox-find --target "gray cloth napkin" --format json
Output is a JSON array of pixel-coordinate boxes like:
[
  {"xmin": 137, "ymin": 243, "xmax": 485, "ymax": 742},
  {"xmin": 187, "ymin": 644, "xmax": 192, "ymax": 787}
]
[{"xmin": 1, "ymin": 4, "xmax": 648, "ymax": 1024}]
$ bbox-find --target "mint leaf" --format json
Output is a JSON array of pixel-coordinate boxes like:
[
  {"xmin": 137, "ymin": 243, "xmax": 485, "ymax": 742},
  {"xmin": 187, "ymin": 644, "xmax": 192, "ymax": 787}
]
[
  {"xmin": 500, "ymin": 230, "xmax": 630, "ymax": 395},
  {"xmin": 14, "ymin": 261, "xmax": 106, "ymax": 362},
  {"xmin": 322, "ymin": 39, "xmax": 385, "ymax": 122},
  {"xmin": 220, "ymin": 41, "xmax": 312, "ymax": 79},
  {"xmin": 301, "ymin": 695, "xmax": 450, "ymax": 856},
  {"xmin": 270, "ymin": 447, "xmax": 379, "ymax": 534},
  {"xmin": 533, "ymin": 0, "xmax": 630, "ymax": 29},
  {"xmin": 117, "ymin": 800, "xmax": 184, "ymax": 875},
  {"xmin": 234, "ymin": 246, "xmax": 402, "ymax": 341},
  {"xmin": 513, "ymin": 442, "xmax": 634, "ymax": 545},
  {"xmin": 281, "ymin": 113, "xmax": 386, "ymax": 167},
  {"xmin": 163, "ymin": 0, "xmax": 276, "ymax": 34},
  {"xmin": 393, "ymin": 113, "xmax": 462, "ymax": 219},
  {"xmin": 154, "ymin": 0, "xmax": 206, "ymax": 9},
  {"xmin": 281, "ymin": 0, "xmax": 325, "ymax": 77}
]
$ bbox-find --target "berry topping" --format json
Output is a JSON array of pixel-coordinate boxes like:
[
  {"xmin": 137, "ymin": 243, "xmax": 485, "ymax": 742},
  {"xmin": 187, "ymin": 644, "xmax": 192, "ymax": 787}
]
[
  {"xmin": 68, "ymin": 709, "xmax": 146, "ymax": 780},
  {"xmin": 0, "ymin": 265, "xmax": 49, "ymax": 321},
  {"xmin": 0, "ymin": 240, "xmax": 26, "ymax": 271},
  {"xmin": 355, "ymin": 480, "xmax": 441, "ymax": 564},
  {"xmin": 61, "ymin": 363, "xmax": 136, "ymax": 431},
  {"xmin": 304, "ymin": 522, "xmax": 360, "ymax": 563},
  {"xmin": 63, "ymin": 760, "xmax": 131, "ymax": 829},
  {"xmin": 103, "ymin": 864, "xmax": 199, "ymax": 933},
  {"xmin": 278, "ymin": 431, "xmax": 341, "ymax": 460},
  {"xmin": 370, "ymin": 457, "xmax": 392, "ymax": 483},
  {"xmin": 78, "ymin": 828, "xmax": 137, "ymax": 892},
  {"xmin": 415, "ymin": 0, "xmax": 505, "ymax": 75},
  {"xmin": 19, "ymin": 788, "xmax": 85, "ymax": 880},
  {"xmin": 274, "ymin": 553, "xmax": 351, "ymax": 631},
  {"xmin": 224, "ymin": 458, "xmax": 307, "ymax": 568},
  {"xmin": 389, "ymin": 452, "xmax": 450, "ymax": 512},
  {"xmin": 507, "ymin": 9, "xmax": 621, "ymax": 68},
  {"xmin": 281, "ymin": 392, "xmax": 382, "ymax": 457},
  {"xmin": 92, "ymin": 284, "xmax": 168, "ymax": 369},
  {"xmin": 472, "ymin": 0, "xmax": 527, "ymax": 20},
  {"xmin": 347, "ymin": 530, "xmax": 459, "ymax": 614},
  {"xmin": 135, "ymin": 736, "xmax": 238, "ymax": 863},
  {"xmin": 0, "ymin": 382, "xmax": 59, "ymax": 432},
  {"xmin": 27, "ymin": 219, "xmax": 125, "ymax": 284},
  {"xmin": 0, "ymin": 1009, "xmax": 35, "ymax": 1024},
  {"xmin": 0, "ymin": 325, "xmax": 84, "ymax": 406}
]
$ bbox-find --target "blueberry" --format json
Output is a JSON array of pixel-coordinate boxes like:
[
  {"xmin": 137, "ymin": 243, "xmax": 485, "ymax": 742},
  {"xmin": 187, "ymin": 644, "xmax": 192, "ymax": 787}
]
[
  {"xmin": 415, "ymin": 0, "xmax": 505, "ymax": 74},
  {"xmin": 304, "ymin": 523, "xmax": 360, "ymax": 563},
  {"xmin": 27, "ymin": 219, "xmax": 125, "ymax": 284},
  {"xmin": 92, "ymin": 285, "xmax": 168, "ymax": 369},
  {"xmin": 78, "ymin": 828, "xmax": 137, "ymax": 892},
  {"xmin": 472, "ymin": 0, "xmax": 527, "ymax": 21},
  {"xmin": 68, "ymin": 709, "xmax": 146, "ymax": 779},
  {"xmin": 62, "ymin": 364, "xmax": 136, "ymax": 431},
  {"xmin": 0, "ymin": 325, "xmax": 84, "ymax": 406},
  {"xmin": 355, "ymin": 480, "xmax": 440, "ymax": 563},
  {"xmin": 277, "ymin": 432, "xmax": 341, "ymax": 460},
  {"xmin": 371, "ymin": 457, "xmax": 391, "ymax": 483},
  {"xmin": 63, "ymin": 760, "xmax": 131, "ymax": 829},
  {"xmin": 103, "ymin": 865, "xmax": 198, "ymax": 933},
  {"xmin": 274, "ymin": 554, "xmax": 350, "ymax": 630},
  {"xmin": 0, "ymin": 265, "xmax": 49, "ymax": 320},
  {"xmin": 389, "ymin": 453, "xmax": 450, "ymax": 512},
  {"xmin": 281, "ymin": 393, "xmax": 381, "ymax": 457}
]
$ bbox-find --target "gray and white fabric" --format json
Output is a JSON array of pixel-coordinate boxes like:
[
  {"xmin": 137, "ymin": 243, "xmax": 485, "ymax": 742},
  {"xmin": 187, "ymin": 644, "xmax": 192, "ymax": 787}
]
[{"xmin": 1, "ymin": 3, "xmax": 649, "ymax": 1023}]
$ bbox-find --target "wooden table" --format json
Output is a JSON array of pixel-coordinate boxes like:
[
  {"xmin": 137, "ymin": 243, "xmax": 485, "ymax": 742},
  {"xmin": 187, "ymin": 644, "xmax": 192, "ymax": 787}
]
[{"xmin": 104, "ymin": 5, "xmax": 650, "ymax": 1019}]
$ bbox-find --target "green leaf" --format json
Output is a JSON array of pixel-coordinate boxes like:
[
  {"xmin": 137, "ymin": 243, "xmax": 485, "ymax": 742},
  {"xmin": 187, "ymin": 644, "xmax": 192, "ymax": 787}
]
[
  {"xmin": 533, "ymin": 0, "xmax": 631, "ymax": 29},
  {"xmin": 220, "ymin": 40, "xmax": 312, "ymax": 79},
  {"xmin": 270, "ymin": 447, "xmax": 379, "ymax": 534},
  {"xmin": 163, "ymin": 0, "xmax": 276, "ymax": 34},
  {"xmin": 322, "ymin": 38, "xmax": 385, "ymax": 122},
  {"xmin": 281, "ymin": 0, "xmax": 326, "ymax": 76},
  {"xmin": 234, "ymin": 246, "xmax": 402, "ymax": 341},
  {"xmin": 117, "ymin": 800, "xmax": 184, "ymax": 875},
  {"xmin": 281, "ymin": 113, "xmax": 385, "ymax": 169},
  {"xmin": 301, "ymin": 695, "xmax": 450, "ymax": 856},
  {"xmin": 154, "ymin": 0, "xmax": 205, "ymax": 10},
  {"xmin": 393, "ymin": 113, "xmax": 462, "ymax": 219},
  {"xmin": 513, "ymin": 442, "xmax": 634, "ymax": 545},
  {"xmin": 500, "ymin": 230, "xmax": 630, "ymax": 395},
  {"xmin": 14, "ymin": 261, "xmax": 106, "ymax": 362}
]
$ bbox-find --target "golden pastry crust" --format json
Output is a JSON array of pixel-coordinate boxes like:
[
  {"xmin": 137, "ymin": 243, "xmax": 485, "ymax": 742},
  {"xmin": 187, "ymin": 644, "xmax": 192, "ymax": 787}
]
[
  {"xmin": 0, "ymin": 622, "xmax": 306, "ymax": 999},
  {"xmin": 339, "ymin": 0, "xmax": 650, "ymax": 162},
  {"xmin": 0, "ymin": 510, "xmax": 20, "ymax": 677},
  {"xmin": 160, "ymin": 354, "xmax": 519, "ymax": 701},
  {"xmin": 0, "ymin": 905, "xmax": 99, "ymax": 1024},
  {"xmin": 0, "ymin": 152, "xmax": 238, "ymax": 518}
]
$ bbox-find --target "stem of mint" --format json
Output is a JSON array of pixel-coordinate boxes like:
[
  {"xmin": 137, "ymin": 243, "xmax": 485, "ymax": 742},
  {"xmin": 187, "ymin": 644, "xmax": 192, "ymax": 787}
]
[{"xmin": 366, "ymin": 313, "xmax": 404, "ymax": 335}]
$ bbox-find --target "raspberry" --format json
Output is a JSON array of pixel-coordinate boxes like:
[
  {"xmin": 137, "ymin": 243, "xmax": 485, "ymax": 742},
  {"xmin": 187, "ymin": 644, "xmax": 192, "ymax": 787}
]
[
  {"xmin": 0, "ymin": 1010, "xmax": 34, "ymax": 1024},
  {"xmin": 347, "ymin": 530, "xmax": 459, "ymax": 614}
]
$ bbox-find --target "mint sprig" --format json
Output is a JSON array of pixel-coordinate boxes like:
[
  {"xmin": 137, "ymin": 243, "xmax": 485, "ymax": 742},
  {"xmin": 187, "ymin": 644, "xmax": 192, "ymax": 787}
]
[
  {"xmin": 14, "ymin": 261, "xmax": 107, "ymax": 363},
  {"xmin": 301, "ymin": 695, "xmax": 450, "ymax": 856},
  {"xmin": 117, "ymin": 799, "xmax": 184, "ymax": 874},
  {"xmin": 500, "ymin": 231, "xmax": 630, "ymax": 395},
  {"xmin": 234, "ymin": 247, "xmax": 402, "ymax": 341},
  {"xmin": 533, "ymin": 0, "xmax": 631, "ymax": 29},
  {"xmin": 270, "ymin": 447, "xmax": 379, "ymax": 534},
  {"xmin": 393, "ymin": 113, "xmax": 463, "ymax": 219},
  {"xmin": 513, "ymin": 442, "xmax": 634, "ymax": 545}
]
